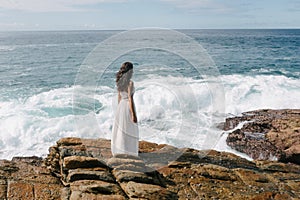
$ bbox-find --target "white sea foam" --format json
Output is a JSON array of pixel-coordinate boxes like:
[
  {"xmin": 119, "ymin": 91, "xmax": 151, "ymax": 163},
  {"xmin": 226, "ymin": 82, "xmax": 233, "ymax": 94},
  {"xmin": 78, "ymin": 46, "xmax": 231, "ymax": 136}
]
[
  {"xmin": 214, "ymin": 121, "xmax": 254, "ymax": 160},
  {"xmin": 0, "ymin": 74, "xmax": 299, "ymax": 160},
  {"xmin": 0, "ymin": 45, "xmax": 15, "ymax": 51},
  {"xmin": 222, "ymin": 74, "xmax": 300, "ymax": 114}
]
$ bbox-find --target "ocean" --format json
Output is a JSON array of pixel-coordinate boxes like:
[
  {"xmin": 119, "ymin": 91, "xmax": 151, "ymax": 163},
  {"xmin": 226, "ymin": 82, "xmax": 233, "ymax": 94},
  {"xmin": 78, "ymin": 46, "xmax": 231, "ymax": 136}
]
[{"xmin": 0, "ymin": 29, "xmax": 299, "ymax": 160}]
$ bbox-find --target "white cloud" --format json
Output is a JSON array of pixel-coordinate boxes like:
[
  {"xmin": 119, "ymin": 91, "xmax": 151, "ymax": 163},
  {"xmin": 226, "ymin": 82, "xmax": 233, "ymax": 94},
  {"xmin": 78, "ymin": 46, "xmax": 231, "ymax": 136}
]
[
  {"xmin": 0, "ymin": 22, "xmax": 26, "ymax": 30},
  {"xmin": 160, "ymin": 0, "xmax": 230, "ymax": 13},
  {"xmin": 0, "ymin": 0, "xmax": 126, "ymax": 12}
]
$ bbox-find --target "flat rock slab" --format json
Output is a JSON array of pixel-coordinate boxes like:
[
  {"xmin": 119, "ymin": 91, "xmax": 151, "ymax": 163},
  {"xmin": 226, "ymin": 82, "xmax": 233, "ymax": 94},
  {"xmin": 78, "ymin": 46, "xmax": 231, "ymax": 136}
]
[
  {"xmin": 70, "ymin": 192, "xmax": 127, "ymax": 200},
  {"xmin": 67, "ymin": 169, "xmax": 115, "ymax": 183},
  {"xmin": 112, "ymin": 169, "xmax": 158, "ymax": 185},
  {"xmin": 113, "ymin": 163, "xmax": 154, "ymax": 172},
  {"xmin": 70, "ymin": 180, "xmax": 124, "ymax": 196},
  {"xmin": 120, "ymin": 181, "xmax": 177, "ymax": 199},
  {"xmin": 106, "ymin": 157, "xmax": 146, "ymax": 168},
  {"xmin": 63, "ymin": 156, "xmax": 107, "ymax": 169},
  {"xmin": 57, "ymin": 137, "xmax": 83, "ymax": 146}
]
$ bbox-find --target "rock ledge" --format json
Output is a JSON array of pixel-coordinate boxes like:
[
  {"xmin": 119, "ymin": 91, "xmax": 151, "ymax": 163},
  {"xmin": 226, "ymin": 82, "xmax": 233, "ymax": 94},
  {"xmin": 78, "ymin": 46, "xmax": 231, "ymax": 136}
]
[
  {"xmin": 225, "ymin": 109, "xmax": 300, "ymax": 164},
  {"xmin": 0, "ymin": 136, "xmax": 299, "ymax": 199}
]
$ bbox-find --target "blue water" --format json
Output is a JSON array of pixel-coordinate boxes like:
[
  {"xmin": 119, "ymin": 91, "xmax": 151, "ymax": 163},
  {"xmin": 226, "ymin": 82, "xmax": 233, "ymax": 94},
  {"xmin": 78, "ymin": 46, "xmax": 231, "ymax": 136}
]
[{"xmin": 0, "ymin": 29, "xmax": 299, "ymax": 159}]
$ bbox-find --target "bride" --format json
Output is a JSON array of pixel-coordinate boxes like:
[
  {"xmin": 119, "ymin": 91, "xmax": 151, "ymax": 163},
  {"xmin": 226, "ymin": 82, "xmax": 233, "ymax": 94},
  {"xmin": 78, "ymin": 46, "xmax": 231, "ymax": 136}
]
[{"xmin": 111, "ymin": 62, "xmax": 139, "ymax": 156}]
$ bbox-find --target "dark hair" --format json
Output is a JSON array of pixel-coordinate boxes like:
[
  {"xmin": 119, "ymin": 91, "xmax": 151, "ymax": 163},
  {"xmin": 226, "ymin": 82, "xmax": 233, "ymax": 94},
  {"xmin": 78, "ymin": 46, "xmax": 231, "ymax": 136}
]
[{"xmin": 116, "ymin": 62, "xmax": 133, "ymax": 91}]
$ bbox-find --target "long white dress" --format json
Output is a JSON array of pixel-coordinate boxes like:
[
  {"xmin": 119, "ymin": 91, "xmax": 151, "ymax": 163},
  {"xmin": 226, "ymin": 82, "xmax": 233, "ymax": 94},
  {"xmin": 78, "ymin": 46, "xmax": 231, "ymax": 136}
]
[{"xmin": 111, "ymin": 86, "xmax": 139, "ymax": 156}]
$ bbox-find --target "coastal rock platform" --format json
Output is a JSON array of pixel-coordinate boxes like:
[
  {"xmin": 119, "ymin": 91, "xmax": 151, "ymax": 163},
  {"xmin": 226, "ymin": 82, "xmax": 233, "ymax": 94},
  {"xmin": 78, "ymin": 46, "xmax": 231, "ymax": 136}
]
[
  {"xmin": 225, "ymin": 109, "xmax": 300, "ymax": 164},
  {"xmin": 1, "ymin": 135, "xmax": 300, "ymax": 199}
]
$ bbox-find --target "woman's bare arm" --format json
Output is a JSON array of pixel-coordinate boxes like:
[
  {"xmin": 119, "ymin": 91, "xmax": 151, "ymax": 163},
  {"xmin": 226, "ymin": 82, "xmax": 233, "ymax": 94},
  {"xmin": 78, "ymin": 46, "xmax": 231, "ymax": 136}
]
[
  {"xmin": 128, "ymin": 81, "xmax": 137, "ymax": 123},
  {"xmin": 118, "ymin": 91, "xmax": 121, "ymax": 104}
]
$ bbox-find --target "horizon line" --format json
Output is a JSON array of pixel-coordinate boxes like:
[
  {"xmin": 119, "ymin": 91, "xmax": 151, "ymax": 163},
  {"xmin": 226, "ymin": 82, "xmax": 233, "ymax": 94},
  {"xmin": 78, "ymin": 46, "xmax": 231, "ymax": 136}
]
[{"xmin": 0, "ymin": 27, "xmax": 300, "ymax": 32}]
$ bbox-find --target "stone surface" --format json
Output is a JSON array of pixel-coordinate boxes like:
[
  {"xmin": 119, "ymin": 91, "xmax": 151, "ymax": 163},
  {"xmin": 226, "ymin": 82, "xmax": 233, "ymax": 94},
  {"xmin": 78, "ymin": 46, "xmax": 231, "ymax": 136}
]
[
  {"xmin": 1, "ymin": 114, "xmax": 300, "ymax": 200},
  {"xmin": 70, "ymin": 180, "xmax": 124, "ymax": 195},
  {"xmin": 106, "ymin": 157, "xmax": 145, "ymax": 168},
  {"xmin": 67, "ymin": 169, "xmax": 115, "ymax": 183},
  {"xmin": 225, "ymin": 109, "xmax": 300, "ymax": 164},
  {"xmin": 7, "ymin": 181, "xmax": 34, "ymax": 200},
  {"xmin": 120, "ymin": 181, "xmax": 177, "ymax": 199},
  {"xmin": 112, "ymin": 170, "xmax": 156, "ymax": 184},
  {"xmin": 0, "ymin": 156, "xmax": 62, "ymax": 200},
  {"xmin": 63, "ymin": 156, "xmax": 107, "ymax": 169},
  {"xmin": 70, "ymin": 192, "xmax": 126, "ymax": 200},
  {"xmin": 0, "ymin": 179, "xmax": 7, "ymax": 200}
]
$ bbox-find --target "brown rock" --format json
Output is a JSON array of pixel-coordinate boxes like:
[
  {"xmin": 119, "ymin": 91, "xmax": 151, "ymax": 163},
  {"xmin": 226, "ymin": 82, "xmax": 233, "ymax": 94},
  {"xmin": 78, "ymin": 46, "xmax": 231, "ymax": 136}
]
[
  {"xmin": 7, "ymin": 181, "xmax": 34, "ymax": 200},
  {"xmin": 250, "ymin": 192, "xmax": 292, "ymax": 200},
  {"xmin": 234, "ymin": 168, "xmax": 269, "ymax": 184},
  {"xmin": 70, "ymin": 180, "xmax": 123, "ymax": 195},
  {"xmin": 3, "ymin": 156, "xmax": 63, "ymax": 200},
  {"xmin": 67, "ymin": 169, "xmax": 115, "ymax": 183},
  {"xmin": 1, "ymin": 135, "xmax": 300, "ymax": 199},
  {"xmin": 198, "ymin": 164, "xmax": 238, "ymax": 181},
  {"xmin": 120, "ymin": 181, "xmax": 177, "ymax": 199},
  {"xmin": 267, "ymin": 117, "xmax": 300, "ymax": 164},
  {"xmin": 34, "ymin": 183, "xmax": 62, "ymax": 200},
  {"xmin": 0, "ymin": 160, "xmax": 19, "ymax": 173},
  {"xmin": 57, "ymin": 138, "xmax": 112, "ymax": 160},
  {"xmin": 57, "ymin": 137, "xmax": 83, "ymax": 146},
  {"xmin": 106, "ymin": 157, "xmax": 145, "ymax": 169},
  {"xmin": 255, "ymin": 160, "xmax": 300, "ymax": 173},
  {"xmin": 11, "ymin": 156, "xmax": 43, "ymax": 166},
  {"xmin": 226, "ymin": 128, "xmax": 282, "ymax": 160},
  {"xmin": 139, "ymin": 140, "xmax": 168, "ymax": 153},
  {"xmin": 70, "ymin": 192, "xmax": 126, "ymax": 200},
  {"xmin": 112, "ymin": 169, "xmax": 157, "ymax": 185},
  {"xmin": 0, "ymin": 179, "xmax": 7, "ymax": 200},
  {"xmin": 61, "ymin": 187, "xmax": 71, "ymax": 200},
  {"xmin": 63, "ymin": 156, "xmax": 107, "ymax": 169},
  {"xmin": 113, "ymin": 163, "xmax": 153, "ymax": 172},
  {"xmin": 225, "ymin": 109, "xmax": 300, "ymax": 164},
  {"xmin": 59, "ymin": 145, "xmax": 91, "ymax": 158}
]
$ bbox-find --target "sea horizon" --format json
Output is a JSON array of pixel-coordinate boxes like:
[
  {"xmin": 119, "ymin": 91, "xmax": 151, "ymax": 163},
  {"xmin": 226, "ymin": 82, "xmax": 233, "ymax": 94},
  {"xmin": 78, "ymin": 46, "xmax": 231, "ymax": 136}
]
[{"xmin": 1, "ymin": 27, "xmax": 300, "ymax": 32}]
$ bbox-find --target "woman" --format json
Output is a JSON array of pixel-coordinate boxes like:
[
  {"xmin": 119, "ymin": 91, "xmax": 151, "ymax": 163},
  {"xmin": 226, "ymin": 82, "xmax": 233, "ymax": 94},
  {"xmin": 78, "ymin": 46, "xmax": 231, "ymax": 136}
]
[{"xmin": 111, "ymin": 62, "xmax": 139, "ymax": 156}]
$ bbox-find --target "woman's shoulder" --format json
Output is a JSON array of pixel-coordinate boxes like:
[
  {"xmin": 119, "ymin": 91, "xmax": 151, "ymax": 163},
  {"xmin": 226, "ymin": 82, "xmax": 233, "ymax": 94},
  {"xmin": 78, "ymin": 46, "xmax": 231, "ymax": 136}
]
[
  {"xmin": 129, "ymin": 80, "xmax": 134, "ymax": 86},
  {"xmin": 129, "ymin": 80, "xmax": 135, "ymax": 89},
  {"xmin": 128, "ymin": 81, "xmax": 135, "ymax": 94}
]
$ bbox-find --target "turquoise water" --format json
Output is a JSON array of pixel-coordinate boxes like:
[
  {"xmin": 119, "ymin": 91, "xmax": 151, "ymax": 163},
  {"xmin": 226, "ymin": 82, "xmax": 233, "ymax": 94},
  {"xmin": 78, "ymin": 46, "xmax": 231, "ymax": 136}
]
[{"xmin": 0, "ymin": 29, "xmax": 299, "ymax": 159}]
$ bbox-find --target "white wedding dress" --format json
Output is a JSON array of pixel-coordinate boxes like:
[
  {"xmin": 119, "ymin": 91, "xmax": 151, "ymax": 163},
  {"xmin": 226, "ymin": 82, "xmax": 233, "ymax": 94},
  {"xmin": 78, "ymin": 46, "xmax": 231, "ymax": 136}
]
[{"xmin": 111, "ymin": 86, "xmax": 139, "ymax": 156}]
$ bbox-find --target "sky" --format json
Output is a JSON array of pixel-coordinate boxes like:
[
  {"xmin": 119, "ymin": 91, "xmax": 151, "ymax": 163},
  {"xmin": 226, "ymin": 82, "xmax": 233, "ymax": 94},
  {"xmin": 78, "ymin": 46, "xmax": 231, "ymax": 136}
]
[{"xmin": 0, "ymin": 0, "xmax": 299, "ymax": 30}]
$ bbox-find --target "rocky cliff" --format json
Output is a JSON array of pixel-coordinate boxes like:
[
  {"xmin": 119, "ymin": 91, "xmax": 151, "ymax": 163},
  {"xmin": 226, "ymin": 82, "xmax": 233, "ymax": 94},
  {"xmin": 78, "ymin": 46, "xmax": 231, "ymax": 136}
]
[
  {"xmin": 0, "ymin": 135, "xmax": 300, "ymax": 199},
  {"xmin": 225, "ymin": 109, "xmax": 300, "ymax": 164}
]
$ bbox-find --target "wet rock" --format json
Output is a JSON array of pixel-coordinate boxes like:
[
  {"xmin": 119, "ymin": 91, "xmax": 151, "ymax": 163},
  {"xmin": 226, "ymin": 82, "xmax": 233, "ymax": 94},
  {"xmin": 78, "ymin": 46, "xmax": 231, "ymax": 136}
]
[
  {"xmin": 225, "ymin": 109, "xmax": 300, "ymax": 164},
  {"xmin": 226, "ymin": 128, "xmax": 283, "ymax": 160}
]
